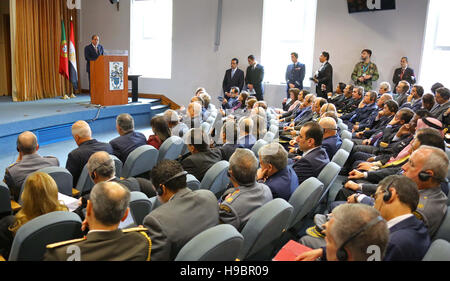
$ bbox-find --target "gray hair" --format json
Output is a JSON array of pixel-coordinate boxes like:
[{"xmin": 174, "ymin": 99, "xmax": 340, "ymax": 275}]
[
  {"xmin": 259, "ymin": 143, "xmax": 288, "ymax": 171},
  {"xmin": 116, "ymin": 113, "xmax": 134, "ymax": 133},
  {"xmin": 229, "ymin": 148, "xmax": 258, "ymax": 186},
  {"xmin": 17, "ymin": 131, "xmax": 38, "ymax": 155},
  {"xmin": 330, "ymin": 204, "xmax": 389, "ymax": 261},
  {"xmin": 87, "ymin": 151, "xmax": 116, "ymax": 178},
  {"xmin": 419, "ymin": 145, "xmax": 449, "ymax": 183},
  {"xmin": 71, "ymin": 120, "xmax": 92, "ymax": 139},
  {"xmin": 379, "ymin": 82, "xmax": 391, "ymax": 92},
  {"xmin": 89, "ymin": 181, "xmax": 130, "ymax": 226}
]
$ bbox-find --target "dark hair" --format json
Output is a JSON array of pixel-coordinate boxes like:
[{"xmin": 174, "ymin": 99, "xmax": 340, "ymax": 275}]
[
  {"xmin": 240, "ymin": 92, "xmax": 249, "ymax": 109},
  {"xmin": 417, "ymin": 130, "xmax": 446, "ymax": 151},
  {"xmin": 151, "ymin": 160, "xmax": 186, "ymax": 192},
  {"xmin": 338, "ymin": 82, "xmax": 347, "ymax": 92},
  {"xmin": 232, "ymin": 58, "xmax": 239, "ymax": 64},
  {"xmin": 347, "ymin": 85, "xmax": 354, "ymax": 93},
  {"xmin": 399, "ymin": 108, "xmax": 414, "ymax": 124},
  {"xmin": 413, "ymin": 85, "xmax": 424, "ymax": 98},
  {"xmin": 436, "ymin": 87, "xmax": 450, "ymax": 101},
  {"xmin": 248, "ymin": 55, "xmax": 255, "ymax": 61},
  {"xmin": 368, "ymin": 91, "xmax": 378, "ymax": 102},
  {"xmin": 322, "ymin": 51, "xmax": 330, "ymax": 61},
  {"xmin": 317, "ymin": 97, "xmax": 327, "ymax": 108},
  {"xmin": 185, "ymin": 128, "xmax": 210, "ymax": 152},
  {"xmin": 401, "ymin": 56, "xmax": 408, "ymax": 62},
  {"xmin": 422, "ymin": 93, "xmax": 436, "ymax": 111},
  {"xmin": 415, "ymin": 109, "xmax": 433, "ymax": 119},
  {"xmin": 302, "ymin": 121, "xmax": 324, "ymax": 146},
  {"xmin": 378, "ymin": 175, "xmax": 419, "ymax": 212},
  {"xmin": 288, "ymin": 88, "xmax": 300, "ymax": 100},
  {"xmin": 151, "ymin": 115, "xmax": 171, "ymax": 143},
  {"xmin": 91, "ymin": 34, "xmax": 99, "ymax": 40},
  {"xmin": 222, "ymin": 121, "xmax": 238, "ymax": 144},
  {"xmin": 291, "ymin": 52, "xmax": 298, "ymax": 59},
  {"xmin": 431, "ymin": 83, "xmax": 444, "ymax": 94},
  {"xmin": 230, "ymin": 86, "xmax": 240, "ymax": 94},
  {"xmin": 383, "ymin": 100, "xmax": 399, "ymax": 114},
  {"xmin": 362, "ymin": 49, "xmax": 372, "ymax": 57}
]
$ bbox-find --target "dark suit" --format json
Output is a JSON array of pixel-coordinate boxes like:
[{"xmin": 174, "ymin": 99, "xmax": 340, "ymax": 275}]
[
  {"xmin": 262, "ymin": 166, "xmax": 299, "ymax": 201},
  {"xmin": 384, "ymin": 216, "xmax": 430, "ymax": 261},
  {"xmin": 314, "ymin": 62, "xmax": 333, "ymax": 98},
  {"xmin": 292, "ymin": 147, "xmax": 330, "ymax": 185},
  {"xmin": 341, "ymin": 103, "xmax": 378, "ymax": 127},
  {"xmin": 401, "ymin": 98, "xmax": 422, "ymax": 112},
  {"xmin": 84, "ymin": 44, "xmax": 104, "ymax": 73},
  {"xmin": 322, "ymin": 134, "xmax": 342, "ymax": 160},
  {"xmin": 66, "ymin": 139, "xmax": 113, "ymax": 187},
  {"xmin": 246, "ymin": 64, "xmax": 265, "ymax": 101},
  {"xmin": 109, "ymin": 131, "xmax": 147, "ymax": 164},
  {"xmin": 181, "ymin": 148, "xmax": 223, "ymax": 182},
  {"xmin": 219, "ymin": 143, "xmax": 242, "ymax": 162},
  {"xmin": 286, "ymin": 62, "xmax": 305, "ymax": 97},
  {"xmin": 143, "ymin": 188, "xmax": 219, "ymax": 261},
  {"xmin": 393, "ymin": 67, "xmax": 415, "ymax": 93},
  {"xmin": 222, "ymin": 68, "xmax": 245, "ymax": 95}
]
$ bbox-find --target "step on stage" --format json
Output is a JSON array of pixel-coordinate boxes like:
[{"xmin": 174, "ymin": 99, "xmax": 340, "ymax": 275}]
[{"xmin": 0, "ymin": 94, "xmax": 169, "ymax": 151}]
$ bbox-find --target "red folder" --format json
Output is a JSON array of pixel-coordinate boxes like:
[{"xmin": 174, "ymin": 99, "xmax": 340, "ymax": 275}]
[{"xmin": 272, "ymin": 240, "xmax": 313, "ymax": 261}]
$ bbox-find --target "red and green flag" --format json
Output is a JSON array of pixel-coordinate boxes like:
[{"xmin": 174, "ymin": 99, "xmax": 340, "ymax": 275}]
[{"xmin": 59, "ymin": 20, "xmax": 69, "ymax": 80}]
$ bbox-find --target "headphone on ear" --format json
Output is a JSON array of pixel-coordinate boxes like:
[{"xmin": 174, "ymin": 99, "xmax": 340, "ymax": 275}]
[
  {"xmin": 418, "ymin": 171, "xmax": 433, "ymax": 182},
  {"xmin": 156, "ymin": 171, "xmax": 188, "ymax": 196},
  {"xmin": 336, "ymin": 216, "xmax": 384, "ymax": 261},
  {"xmin": 382, "ymin": 179, "xmax": 395, "ymax": 202}
]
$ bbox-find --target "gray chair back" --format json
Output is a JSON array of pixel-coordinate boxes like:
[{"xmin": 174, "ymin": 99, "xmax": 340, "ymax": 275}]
[
  {"xmin": 9, "ymin": 211, "xmax": 83, "ymax": 261},
  {"xmin": 200, "ymin": 161, "xmax": 230, "ymax": 199},
  {"xmin": 129, "ymin": 191, "xmax": 152, "ymax": 226},
  {"xmin": 263, "ymin": 131, "xmax": 275, "ymax": 143},
  {"xmin": 269, "ymin": 124, "xmax": 279, "ymax": 135},
  {"xmin": 238, "ymin": 198, "xmax": 293, "ymax": 260},
  {"xmin": 186, "ymin": 174, "xmax": 201, "ymax": 190},
  {"xmin": 423, "ymin": 239, "xmax": 450, "ymax": 261},
  {"xmin": 252, "ymin": 139, "xmax": 268, "ymax": 157},
  {"xmin": 341, "ymin": 130, "xmax": 352, "ymax": 140},
  {"xmin": 340, "ymin": 138, "xmax": 354, "ymax": 153},
  {"xmin": 122, "ymin": 145, "xmax": 159, "ymax": 178},
  {"xmin": 331, "ymin": 149, "xmax": 350, "ymax": 168},
  {"xmin": 432, "ymin": 207, "xmax": 450, "ymax": 242},
  {"xmin": 37, "ymin": 167, "xmax": 73, "ymax": 197},
  {"xmin": 287, "ymin": 177, "xmax": 323, "ymax": 231},
  {"xmin": 175, "ymin": 224, "xmax": 244, "ymax": 261},
  {"xmin": 316, "ymin": 162, "xmax": 341, "ymax": 205},
  {"xmin": 338, "ymin": 122, "xmax": 348, "ymax": 132},
  {"xmin": 157, "ymin": 136, "xmax": 185, "ymax": 163}
]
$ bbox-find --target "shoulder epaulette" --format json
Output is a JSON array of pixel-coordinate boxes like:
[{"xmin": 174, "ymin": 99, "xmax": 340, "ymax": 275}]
[
  {"xmin": 122, "ymin": 227, "xmax": 148, "ymax": 233},
  {"xmin": 46, "ymin": 237, "xmax": 86, "ymax": 249}
]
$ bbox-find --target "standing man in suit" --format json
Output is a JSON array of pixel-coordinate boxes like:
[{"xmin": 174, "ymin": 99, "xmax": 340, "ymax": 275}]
[
  {"xmin": 393, "ymin": 57, "xmax": 416, "ymax": 94},
  {"xmin": 85, "ymin": 35, "xmax": 104, "ymax": 94},
  {"xmin": 312, "ymin": 51, "xmax": 333, "ymax": 99},
  {"xmin": 286, "ymin": 52, "xmax": 306, "ymax": 98},
  {"xmin": 222, "ymin": 58, "xmax": 245, "ymax": 97},
  {"xmin": 245, "ymin": 55, "xmax": 265, "ymax": 101},
  {"xmin": 143, "ymin": 160, "xmax": 219, "ymax": 261}
]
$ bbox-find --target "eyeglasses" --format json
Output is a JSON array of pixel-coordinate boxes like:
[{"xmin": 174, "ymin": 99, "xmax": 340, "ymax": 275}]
[{"xmin": 370, "ymin": 190, "xmax": 384, "ymax": 200}]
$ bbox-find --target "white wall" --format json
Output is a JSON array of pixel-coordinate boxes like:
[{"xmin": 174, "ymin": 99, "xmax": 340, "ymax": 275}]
[{"xmin": 79, "ymin": 0, "xmax": 430, "ymax": 108}]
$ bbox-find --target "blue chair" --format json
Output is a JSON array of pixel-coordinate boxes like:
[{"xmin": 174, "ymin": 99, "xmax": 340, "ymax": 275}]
[
  {"xmin": 340, "ymin": 138, "xmax": 354, "ymax": 153},
  {"xmin": 175, "ymin": 224, "xmax": 244, "ymax": 261},
  {"xmin": 129, "ymin": 191, "xmax": 153, "ymax": 226},
  {"xmin": 269, "ymin": 124, "xmax": 279, "ymax": 135},
  {"xmin": 263, "ymin": 131, "xmax": 275, "ymax": 143},
  {"xmin": 331, "ymin": 149, "xmax": 350, "ymax": 168},
  {"xmin": 252, "ymin": 139, "xmax": 268, "ymax": 158},
  {"xmin": 237, "ymin": 198, "xmax": 293, "ymax": 261},
  {"xmin": 186, "ymin": 174, "xmax": 201, "ymax": 190},
  {"xmin": 432, "ymin": 206, "xmax": 450, "ymax": 242},
  {"xmin": 315, "ymin": 162, "xmax": 341, "ymax": 208},
  {"xmin": 157, "ymin": 136, "xmax": 185, "ymax": 163},
  {"xmin": 9, "ymin": 211, "xmax": 83, "ymax": 261},
  {"xmin": 422, "ymin": 239, "xmax": 450, "ymax": 261},
  {"xmin": 341, "ymin": 130, "xmax": 352, "ymax": 140},
  {"xmin": 200, "ymin": 161, "xmax": 230, "ymax": 199},
  {"xmin": 122, "ymin": 145, "xmax": 159, "ymax": 178}
]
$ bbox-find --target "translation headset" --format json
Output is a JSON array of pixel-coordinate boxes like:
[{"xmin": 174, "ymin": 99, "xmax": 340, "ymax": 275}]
[
  {"xmin": 336, "ymin": 216, "xmax": 384, "ymax": 261},
  {"xmin": 155, "ymin": 171, "xmax": 188, "ymax": 196},
  {"xmin": 382, "ymin": 178, "xmax": 395, "ymax": 202},
  {"xmin": 227, "ymin": 170, "xmax": 255, "ymax": 188},
  {"xmin": 89, "ymin": 159, "xmax": 114, "ymax": 181}
]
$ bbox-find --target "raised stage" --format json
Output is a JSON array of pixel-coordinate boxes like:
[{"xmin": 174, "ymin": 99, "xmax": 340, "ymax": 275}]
[{"xmin": 0, "ymin": 94, "xmax": 169, "ymax": 158}]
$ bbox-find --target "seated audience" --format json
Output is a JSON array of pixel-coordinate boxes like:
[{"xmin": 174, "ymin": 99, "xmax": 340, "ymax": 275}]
[
  {"xmin": 312, "ymin": 97, "xmax": 327, "ymax": 120},
  {"xmin": 279, "ymin": 88, "xmax": 301, "ymax": 113},
  {"xmin": 319, "ymin": 117, "xmax": 342, "ymax": 159},
  {"xmin": 354, "ymin": 97, "xmax": 397, "ymax": 140},
  {"xmin": 296, "ymin": 204, "xmax": 389, "ymax": 261},
  {"xmin": 181, "ymin": 128, "xmax": 222, "ymax": 182},
  {"xmin": 341, "ymin": 91, "xmax": 378, "ymax": 128},
  {"xmin": 394, "ymin": 80, "xmax": 411, "ymax": 108},
  {"xmin": 257, "ymin": 143, "xmax": 298, "ymax": 200},
  {"xmin": 109, "ymin": 113, "xmax": 147, "ymax": 164},
  {"xmin": 219, "ymin": 149, "xmax": 272, "ymax": 231},
  {"xmin": 147, "ymin": 115, "xmax": 171, "ymax": 150},
  {"xmin": 182, "ymin": 102, "xmax": 203, "ymax": 129},
  {"xmin": 4, "ymin": 131, "xmax": 59, "ymax": 201},
  {"xmin": 0, "ymin": 172, "xmax": 68, "ymax": 259},
  {"xmin": 292, "ymin": 121, "xmax": 330, "ymax": 185},
  {"xmin": 338, "ymin": 86, "xmax": 363, "ymax": 115},
  {"xmin": 219, "ymin": 120, "xmax": 242, "ymax": 161},
  {"xmin": 45, "ymin": 181, "xmax": 151, "ymax": 261},
  {"xmin": 334, "ymin": 84, "xmax": 353, "ymax": 111},
  {"xmin": 378, "ymin": 81, "xmax": 392, "ymax": 96},
  {"xmin": 327, "ymin": 82, "xmax": 346, "ymax": 103},
  {"xmin": 422, "ymin": 93, "xmax": 436, "ymax": 112},
  {"xmin": 237, "ymin": 117, "xmax": 257, "ymax": 149},
  {"xmin": 163, "ymin": 109, "xmax": 189, "ymax": 138},
  {"xmin": 222, "ymin": 87, "xmax": 241, "ymax": 110},
  {"xmin": 431, "ymin": 87, "xmax": 450, "ymax": 122},
  {"xmin": 401, "ymin": 85, "xmax": 424, "ymax": 112},
  {"xmin": 66, "ymin": 120, "xmax": 113, "ymax": 186},
  {"xmin": 143, "ymin": 160, "xmax": 219, "ymax": 261}
]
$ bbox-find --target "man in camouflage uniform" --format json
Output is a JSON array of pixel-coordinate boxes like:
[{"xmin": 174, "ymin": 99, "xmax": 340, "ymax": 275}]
[{"xmin": 351, "ymin": 49, "xmax": 379, "ymax": 92}]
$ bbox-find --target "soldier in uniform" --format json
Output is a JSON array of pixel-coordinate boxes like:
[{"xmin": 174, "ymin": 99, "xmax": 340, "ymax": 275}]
[
  {"xmin": 4, "ymin": 131, "xmax": 59, "ymax": 201},
  {"xmin": 44, "ymin": 182, "xmax": 151, "ymax": 261},
  {"xmin": 351, "ymin": 49, "xmax": 379, "ymax": 92},
  {"xmin": 219, "ymin": 149, "xmax": 273, "ymax": 231}
]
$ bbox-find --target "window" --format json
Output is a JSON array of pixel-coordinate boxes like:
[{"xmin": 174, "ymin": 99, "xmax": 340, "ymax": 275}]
[
  {"xmin": 419, "ymin": 0, "xmax": 450, "ymax": 91},
  {"xmin": 130, "ymin": 0, "xmax": 173, "ymax": 79},
  {"xmin": 261, "ymin": 0, "xmax": 317, "ymax": 85}
]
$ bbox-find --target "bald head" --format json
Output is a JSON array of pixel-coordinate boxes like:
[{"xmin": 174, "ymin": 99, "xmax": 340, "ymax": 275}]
[
  {"xmin": 89, "ymin": 181, "xmax": 130, "ymax": 226},
  {"xmin": 72, "ymin": 120, "xmax": 92, "ymax": 142},
  {"xmin": 87, "ymin": 151, "xmax": 115, "ymax": 181},
  {"xmin": 319, "ymin": 117, "xmax": 337, "ymax": 137},
  {"xmin": 17, "ymin": 131, "xmax": 38, "ymax": 155}
]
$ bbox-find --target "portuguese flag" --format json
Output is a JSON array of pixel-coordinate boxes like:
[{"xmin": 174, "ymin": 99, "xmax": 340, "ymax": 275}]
[
  {"xmin": 69, "ymin": 20, "xmax": 78, "ymax": 90},
  {"xmin": 59, "ymin": 20, "xmax": 69, "ymax": 80}
]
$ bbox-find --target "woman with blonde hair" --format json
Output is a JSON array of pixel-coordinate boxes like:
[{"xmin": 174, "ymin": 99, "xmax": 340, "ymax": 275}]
[{"xmin": 0, "ymin": 172, "xmax": 68, "ymax": 259}]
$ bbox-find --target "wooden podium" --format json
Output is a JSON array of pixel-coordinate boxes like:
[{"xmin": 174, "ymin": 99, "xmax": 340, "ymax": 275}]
[{"xmin": 90, "ymin": 55, "xmax": 129, "ymax": 106}]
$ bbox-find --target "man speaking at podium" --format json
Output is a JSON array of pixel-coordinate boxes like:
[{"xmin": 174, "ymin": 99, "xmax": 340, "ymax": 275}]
[{"xmin": 85, "ymin": 35, "xmax": 104, "ymax": 94}]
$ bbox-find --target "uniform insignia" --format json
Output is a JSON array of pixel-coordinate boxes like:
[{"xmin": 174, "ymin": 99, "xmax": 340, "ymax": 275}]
[
  {"xmin": 413, "ymin": 211, "xmax": 424, "ymax": 221},
  {"xmin": 46, "ymin": 237, "xmax": 87, "ymax": 249},
  {"xmin": 417, "ymin": 203, "xmax": 424, "ymax": 209},
  {"xmin": 219, "ymin": 204, "xmax": 231, "ymax": 213},
  {"xmin": 306, "ymin": 226, "xmax": 325, "ymax": 238},
  {"xmin": 226, "ymin": 197, "xmax": 234, "ymax": 203},
  {"xmin": 122, "ymin": 227, "xmax": 148, "ymax": 233}
]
